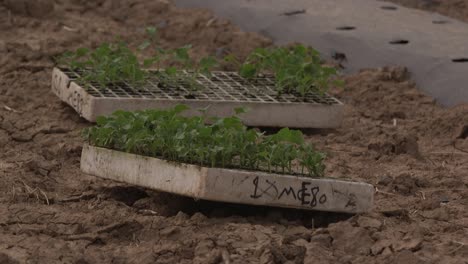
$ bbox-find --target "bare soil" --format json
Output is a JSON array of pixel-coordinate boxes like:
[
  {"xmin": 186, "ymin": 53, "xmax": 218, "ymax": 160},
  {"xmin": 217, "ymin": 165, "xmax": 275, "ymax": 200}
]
[
  {"xmin": 0, "ymin": 0, "xmax": 467, "ymax": 263},
  {"xmin": 388, "ymin": 0, "xmax": 468, "ymax": 22}
]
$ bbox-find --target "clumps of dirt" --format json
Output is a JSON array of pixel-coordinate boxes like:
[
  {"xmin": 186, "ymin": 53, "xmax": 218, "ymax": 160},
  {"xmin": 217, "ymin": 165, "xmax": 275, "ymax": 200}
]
[
  {"xmin": 389, "ymin": 172, "xmax": 430, "ymax": 195},
  {"xmin": 0, "ymin": 252, "xmax": 20, "ymax": 264},
  {"xmin": 368, "ymin": 132, "xmax": 422, "ymax": 159},
  {"xmin": 342, "ymin": 66, "xmax": 435, "ymax": 122},
  {"xmin": 248, "ymin": 242, "xmax": 306, "ymax": 264},
  {"xmin": 60, "ymin": 0, "xmax": 272, "ymax": 61},
  {"xmin": 328, "ymin": 221, "xmax": 375, "ymax": 255},
  {"xmin": 455, "ymin": 124, "xmax": 468, "ymax": 139},
  {"xmin": 3, "ymin": 0, "xmax": 54, "ymax": 18},
  {"xmin": 1, "ymin": 0, "xmax": 468, "ymax": 263},
  {"xmin": 425, "ymin": 104, "xmax": 468, "ymax": 142},
  {"xmin": 375, "ymin": 66, "xmax": 410, "ymax": 82}
]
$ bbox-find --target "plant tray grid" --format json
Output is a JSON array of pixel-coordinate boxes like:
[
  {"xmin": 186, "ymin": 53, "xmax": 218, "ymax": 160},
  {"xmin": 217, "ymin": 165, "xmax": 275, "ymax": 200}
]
[
  {"xmin": 81, "ymin": 145, "xmax": 374, "ymax": 213},
  {"xmin": 52, "ymin": 67, "xmax": 344, "ymax": 128},
  {"xmin": 62, "ymin": 68, "xmax": 341, "ymax": 104}
]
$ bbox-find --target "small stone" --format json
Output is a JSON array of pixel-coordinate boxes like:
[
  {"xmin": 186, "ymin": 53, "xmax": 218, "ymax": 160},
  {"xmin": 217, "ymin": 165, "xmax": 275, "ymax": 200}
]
[
  {"xmin": 328, "ymin": 223, "xmax": 373, "ymax": 255},
  {"xmin": 377, "ymin": 175, "xmax": 393, "ymax": 186},
  {"xmin": 283, "ymin": 226, "xmax": 311, "ymax": 237},
  {"xmin": 11, "ymin": 132, "xmax": 33, "ymax": 142},
  {"xmin": 381, "ymin": 247, "xmax": 393, "ymax": 256},
  {"xmin": 216, "ymin": 47, "xmax": 227, "ymax": 58},
  {"xmin": 195, "ymin": 239, "xmax": 215, "ymax": 256},
  {"xmin": 74, "ymin": 258, "xmax": 89, "ymax": 264},
  {"xmin": 0, "ymin": 252, "xmax": 20, "ymax": 264},
  {"xmin": 310, "ymin": 234, "xmax": 332, "ymax": 248},
  {"xmin": 174, "ymin": 211, "xmax": 189, "ymax": 221},
  {"xmin": 24, "ymin": 156, "xmax": 57, "ymax": 176},
  {"xmin": 283, "ymin": 225, "xmax": 311, "ymax": 242},
  {"xmin": 160, "ymin": 226, "xmax": 180, "ymax": 236},
  {"xmin": 0, "ymin": 41, "xmax": 6, "ymax": 53},
  {"xmin": 421, "ymin": 207, "xmax": 450, "ymax": 222},
  {"xmin": 132, "ymin": 197, "xmax": 153, "ymax": 209},
  {"xmin": 292, "ymin": 238, "xmax": 308, "ymax": 247},
  {"xmin": 37, "ymin": 167, "xmax": 50, "ymax": 176},
  {"xmin": 394, "ymin": 237, "xmax": 423, "ymax": 252},
  {"xmin": 157, "ymin": 20, "xmax": 168, "ymax": 29},
  {"xmin": 191, "ymin": 212, "xmax": 207, "ymax": 222},
  {"xmin": 25, "ymin": 40, "xmax": 41, "ymax": 51},
  {"xmin": 419, "ymin": 199, "xmax": 440, "ymax": 210},
  {"xmin": 29, "ymin": 0, "xmax": 54, "ymax": 18},
  {"xmin": 202, "ymin": 250, "xmax": 222, "ymax": 264},
  {"xmin": 370, "ymin": 239, "xmax": 392, "ymax": 256},
  {"xmin": 391, "ymin": 250, "xmax": 424, "ymax": 264},
  {"xmin": 454, "ymin": 124, "xmax": 468, "ymax": 139},
  {"xmin": 392, "ymin": 133, "xmax": 421, "ymax": 158},
  {"xmin": 5, "ymin": 0, "xmax": 54, "ymax": 18},
  {"xmin": 259, "ymin": 249, "xmax": 274, "ymax": 264},
  {"xmin": 357, "ymin": 216, "xmax": 383, "ymax": 230}
]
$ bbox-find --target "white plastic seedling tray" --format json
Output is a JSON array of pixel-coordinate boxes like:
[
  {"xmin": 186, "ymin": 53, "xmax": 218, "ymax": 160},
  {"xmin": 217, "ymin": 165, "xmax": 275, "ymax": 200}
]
[
  {"xmin": 81, "ymin": 145, "xmax": 374, "ymax": 213},
  {"xmin": 51, "ymin": 67, "xmax": 344, "ymax": 128}
]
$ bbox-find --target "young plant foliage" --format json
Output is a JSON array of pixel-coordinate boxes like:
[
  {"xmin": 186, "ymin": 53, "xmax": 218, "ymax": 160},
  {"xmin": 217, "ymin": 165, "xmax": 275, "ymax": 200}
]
[
  {"xmin": 58, "ymin": 41, "xmax": 147, "ymax": 87},
  {"xmin": 83, "ymin": 106, "xmax": 326, "ymax": 177},
  {"xmin": 226, "ymin": 44, "xmax": 343, "ymax": 98},
  {"xmin": 57, "ymin": 27, "xmax": 218, "ymax": 91}
]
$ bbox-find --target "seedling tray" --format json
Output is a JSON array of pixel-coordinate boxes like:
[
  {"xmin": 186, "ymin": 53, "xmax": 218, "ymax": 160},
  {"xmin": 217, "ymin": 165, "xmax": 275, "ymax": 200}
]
[
  {"xmin": 51, "ymin": 67, "xmax": 344, "ymax": 128},
  {"xmin": 81, "ymin": 145, "xmax": 374, "ymax": 213}
]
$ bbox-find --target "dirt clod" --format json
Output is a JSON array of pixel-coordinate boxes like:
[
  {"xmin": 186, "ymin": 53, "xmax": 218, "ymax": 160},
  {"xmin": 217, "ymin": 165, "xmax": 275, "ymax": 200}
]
[
  {"xmin": 0, "ymin": 0, "xmax": 467, "ymax": 263},
  {"xmin": 357, "ymin": 216, "xmax": 383, "ymax": 230},
  {"xmin": 4, "ymin": 0, "xmax": 54, "ymax": 18},
  {"xmin": 389, "ymin": 250, "xmax": 424, "ymax": 264},
  {"xmin": 0, "ymin": 252, "xmax": 20, "ymax": 264}
]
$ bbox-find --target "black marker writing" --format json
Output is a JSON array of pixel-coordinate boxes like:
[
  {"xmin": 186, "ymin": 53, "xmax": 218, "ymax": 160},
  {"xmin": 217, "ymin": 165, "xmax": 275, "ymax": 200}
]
[
  {"xmin": 249, "ymin": 177, "xmax": 328, "ymax": 208},
  {"xmin": 250, "ymin": 176, "xmax": 261, "ymax": 199},
  {"xmin": 278, "ymin": 187, "xmax": 296, "ymax": 200},
  {"xmin": 298, "ymin": 182, "xmax": 311, "ymax": 205},
  {"xmin": 250, "ymin": 177, "xmax": 278, "ymax": 199}
]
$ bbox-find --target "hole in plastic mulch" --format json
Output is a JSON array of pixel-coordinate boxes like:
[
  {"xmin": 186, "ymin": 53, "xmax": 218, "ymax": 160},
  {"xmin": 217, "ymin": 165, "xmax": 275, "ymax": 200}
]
[
  {"xmin": 381, "ymin": 6, "xmax": 398, "ymax": 10},
  {"xmin": 389, "ymin": 39, "xmax": 409, "ymax": 45},
  {"xmin": 452, "ymin": 58, "xmax": 468, "ymax": 63},
  {"xmin": 336, "ymin": 26, "xmax": 356, "ymax": 31}
]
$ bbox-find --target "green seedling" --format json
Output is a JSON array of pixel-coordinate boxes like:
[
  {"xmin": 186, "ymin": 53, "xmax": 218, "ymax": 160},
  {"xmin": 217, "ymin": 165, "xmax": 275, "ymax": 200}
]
[
  {"xmin": 83, "ymin": 105, "xmax": 326, "ymax": 177},
  {"xmin": 226, "ymin": 44, "xmax": 343, "ymax": 99},
  {"xmin": 58, "ymin": 41, "xmax": 147, "ymax": 88},
  {"xmin": 170, "ymin": 45, "xmax": 218, "ymax": 91},
  {"xmin": 138, "ymin": 26, "xmax": 158, "ymax": 51},
  {"xmin": 57, "ymin": 26, "xmax": 218, "ymax": 93}
]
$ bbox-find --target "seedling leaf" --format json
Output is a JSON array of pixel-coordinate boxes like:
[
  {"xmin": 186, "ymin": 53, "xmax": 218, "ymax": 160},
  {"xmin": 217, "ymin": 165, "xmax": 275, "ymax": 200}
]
[
  {"xmin": 173, "ymin": 104, "xmax": 190, "ymax": 114},
  {"xmin": 239, "ymin": 63, "xmax": 257, "ymax": 79},
  {"xmin": 146, "ymin": 26, "xmax": 157, "ymax": 38},
  {"xmin": 85, "ymin": 106, "xmax": 325, "ymax": 177},
  {"xmin": 138, "ymin": 40, "xmax": 151, "ymax": 51}
]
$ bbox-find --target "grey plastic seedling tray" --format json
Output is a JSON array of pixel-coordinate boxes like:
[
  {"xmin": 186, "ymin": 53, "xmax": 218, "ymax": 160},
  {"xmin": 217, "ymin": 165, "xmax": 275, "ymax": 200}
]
[
  {"xmin": 81, "ymin": 145, "xmax": 374, "ymax": 213},
  {"xmin": 51, "ymin": 67, "xmax": 344, "ymax": 128}
]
